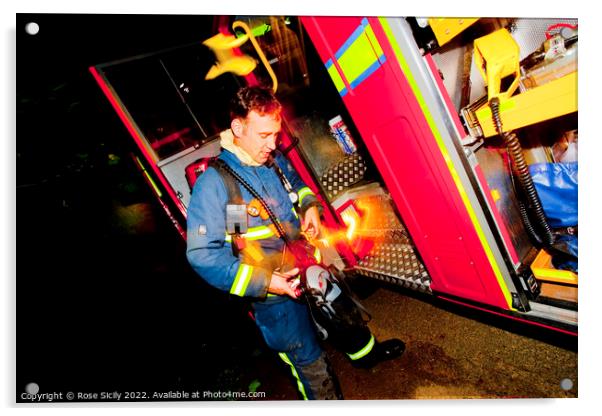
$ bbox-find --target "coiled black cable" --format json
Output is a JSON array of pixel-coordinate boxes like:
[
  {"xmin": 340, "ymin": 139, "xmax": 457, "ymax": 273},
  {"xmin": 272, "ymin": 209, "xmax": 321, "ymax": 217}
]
[
  {"xmin": 489, "ymin": 97, "xmax": 554, "ymax": 247},
  {"xmin": 505, "ymin": 152, "xmax": 543, "ymax": 246}
]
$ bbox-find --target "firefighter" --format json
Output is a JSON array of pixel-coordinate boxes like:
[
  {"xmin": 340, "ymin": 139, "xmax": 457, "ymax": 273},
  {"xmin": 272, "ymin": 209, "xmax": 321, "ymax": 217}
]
[{"xmin": 186, "ymin": 86, "xmax": 405, "ymax": 400}]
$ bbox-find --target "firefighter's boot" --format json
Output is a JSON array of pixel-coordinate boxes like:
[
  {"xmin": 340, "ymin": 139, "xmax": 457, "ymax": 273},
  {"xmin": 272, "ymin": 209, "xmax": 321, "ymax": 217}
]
[
  {"xmin": 374, "ymin": 338, "xmax": 406, "ymax": 361},
  {"xmin": 352, "ymin": 338, "xmax": 406, "ymax": 369}
]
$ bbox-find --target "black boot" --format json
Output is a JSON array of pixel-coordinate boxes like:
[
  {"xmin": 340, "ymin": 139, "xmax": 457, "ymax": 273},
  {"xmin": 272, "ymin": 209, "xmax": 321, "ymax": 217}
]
[
  {"xmin": 351, "ymin": 338, "xmax": 406, "ymax": 369},
  {"xmin": 375, "ymin": 338, "xmax": 405, "ymax": 361}
]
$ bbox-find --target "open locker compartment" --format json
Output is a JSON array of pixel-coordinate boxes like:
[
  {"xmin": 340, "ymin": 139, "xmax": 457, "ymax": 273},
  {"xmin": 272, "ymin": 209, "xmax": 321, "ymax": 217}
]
[
  {"xmin": 423, "ymin": 17, "xmax": 578, "ymax": 320},
  {"xmin": 240, "ymin": 16, "xmax": 433, "ymax": 292},
  {"xmin": 302, "ymin": 15, "xmax": 577, "ymax": 332}
]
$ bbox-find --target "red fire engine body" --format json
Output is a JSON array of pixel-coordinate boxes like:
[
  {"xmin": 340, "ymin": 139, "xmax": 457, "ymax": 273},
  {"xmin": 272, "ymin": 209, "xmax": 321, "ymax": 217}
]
[{"xmin": 91, "ymin": 16, "xmax": 578, "ymax": 335}]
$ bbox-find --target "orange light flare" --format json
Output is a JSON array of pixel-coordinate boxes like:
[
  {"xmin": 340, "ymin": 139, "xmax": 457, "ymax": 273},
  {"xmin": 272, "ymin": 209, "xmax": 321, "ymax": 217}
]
[
  {"xmin": 341, "ymin": 209, "xmax": 358, "ymax": 241},
  {"xmin": 335, "ymin": 203, "xmax": 374, "ymax": 259},
  {"xmin": 318, "ymin": 237, "xmax": 330, "ymax": 247},
  {"xmin": 314, "ymin": 229, "xmax": 346, "ymax": 248},
  {"xmin": 310, "ymin": 198, "xmax": 389, "ymax": 259},
  {"xmin": 312, "ymin": 207, "xmax": 359, "ymax": 247}
]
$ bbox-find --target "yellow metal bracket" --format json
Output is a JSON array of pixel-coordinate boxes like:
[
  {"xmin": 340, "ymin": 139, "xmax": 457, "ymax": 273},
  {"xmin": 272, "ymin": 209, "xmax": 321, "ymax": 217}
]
[
  {"xmin": 428, "ymin": 18, "xmax": 479, "ymax": 47},
  {"xmin": 531, "ymin": 249, "xmax": 578, "ymax": 285},
  {"xmin": 475, "ymin": 71, "xmax": 577, "ymax": 138},
  {"xmin": 474, "ymin": 28, "xmax": 521, "ymax": 102}
]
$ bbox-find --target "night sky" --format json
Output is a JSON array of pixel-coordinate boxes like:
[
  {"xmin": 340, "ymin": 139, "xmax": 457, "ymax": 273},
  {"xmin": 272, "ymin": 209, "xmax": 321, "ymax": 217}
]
[{"xmin": 17, "ymin": 13, "xmax": 270, "ymax": 398}]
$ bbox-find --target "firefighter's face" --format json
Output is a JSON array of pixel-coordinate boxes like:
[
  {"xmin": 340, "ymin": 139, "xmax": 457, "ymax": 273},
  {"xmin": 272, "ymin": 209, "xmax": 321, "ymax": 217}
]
[{"xmin": 232, "ymin": 110, "xmax": 281, "ymax": 164}]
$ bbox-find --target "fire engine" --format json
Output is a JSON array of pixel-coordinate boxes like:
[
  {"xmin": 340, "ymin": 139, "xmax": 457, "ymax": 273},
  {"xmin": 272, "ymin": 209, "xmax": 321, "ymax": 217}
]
[{"xmin": 90, "ymin": 16, "xmax": 578, "ymax": 335}]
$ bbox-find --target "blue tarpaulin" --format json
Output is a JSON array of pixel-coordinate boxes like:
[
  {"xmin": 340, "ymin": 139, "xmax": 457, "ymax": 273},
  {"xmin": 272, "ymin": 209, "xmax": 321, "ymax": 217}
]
[{"xmin": 529, "ymin": 162, "xmax": 578, "ymax": 228}]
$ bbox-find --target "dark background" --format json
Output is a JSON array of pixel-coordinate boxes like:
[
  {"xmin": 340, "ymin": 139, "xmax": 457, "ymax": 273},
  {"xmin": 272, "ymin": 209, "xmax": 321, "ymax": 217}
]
[{"xmin": 17, "ymin": 13, "xmax": 286, "ymax": 399}]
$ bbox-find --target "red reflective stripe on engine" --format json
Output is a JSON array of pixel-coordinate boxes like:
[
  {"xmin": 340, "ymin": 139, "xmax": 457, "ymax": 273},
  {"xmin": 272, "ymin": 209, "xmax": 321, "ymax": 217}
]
[
  {"xmin": 437, "ymin": 295, "xmax": 577, "ymax": 336},
  {"xmin": 473, "ymin": 165, "xmax": 520, "ymax": 265},
  {"xmin": 424, "ymin": 54, "xmax": 467, "ymax": 136}
]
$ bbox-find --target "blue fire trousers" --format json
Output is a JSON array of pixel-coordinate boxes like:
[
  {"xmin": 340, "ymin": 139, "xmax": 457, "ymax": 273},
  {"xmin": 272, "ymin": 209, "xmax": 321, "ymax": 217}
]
[{"xmin": 252, "ymin": 298, "xmax": 337, "ymax": 400}]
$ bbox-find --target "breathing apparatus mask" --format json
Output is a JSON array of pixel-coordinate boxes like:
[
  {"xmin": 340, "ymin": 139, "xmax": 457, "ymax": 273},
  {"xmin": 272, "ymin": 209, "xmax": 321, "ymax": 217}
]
[{"xmin": 280, "ymin": 239, "xmax": 370, "ymax": 341}]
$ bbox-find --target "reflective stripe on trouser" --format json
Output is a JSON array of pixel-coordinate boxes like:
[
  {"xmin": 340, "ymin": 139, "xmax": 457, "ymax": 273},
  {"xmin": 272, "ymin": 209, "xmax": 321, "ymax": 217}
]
[
  {"xmin": 347, "ymin": 334, "xmax": 375, "ymax": 360},
  {"xmin": 340, "ymin": 326, "xmax": 375, "ymax": 363},
  {"xmin": 308, "ymin": 291, "xmax": 375, "ymax": 362},
  {"xmin": 279, "ymin": 351, "xmax": 339, "ymax": 400},
  {"xmin": 253, "ymin": 299, "xmax": 335, "ymax": 400},
  {"xmin": 278, "ymin": 352, "xmax": 309, "ymax": 399}
]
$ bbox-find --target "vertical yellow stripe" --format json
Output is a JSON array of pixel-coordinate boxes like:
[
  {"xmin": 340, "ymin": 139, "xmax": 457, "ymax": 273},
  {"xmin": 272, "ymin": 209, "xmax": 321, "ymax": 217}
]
[
  {"xmin": 279, "ymin": 353, "xmax": 308, "ymax": 400},
  {"xmin": 231, "ymin": 264, "xmax": 253, "ymax": 296},
  {"xmin": 365, "ymin": 24, "xmax": 384, "ymax": 59},
  {"xmin": 134, "ymin": 156, "xmax": 163, "ymax": 198},
  {"xmin": 378, "ymin": 17, "xmax": 513, "ymax": 309},
  {"xmin": 327, "ymin": 63, "xmax": 346, "ymax": 94}
]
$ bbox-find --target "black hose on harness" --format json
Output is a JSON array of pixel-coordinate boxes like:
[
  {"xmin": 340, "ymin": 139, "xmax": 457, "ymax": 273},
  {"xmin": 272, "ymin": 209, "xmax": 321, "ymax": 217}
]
[
  {"xmin": 489, "ymin": 97, "xmax": 554, "ymax": 247},
  {"xmin": 213, "ymin": 159, "xmax": 293, "ymax": 248}
]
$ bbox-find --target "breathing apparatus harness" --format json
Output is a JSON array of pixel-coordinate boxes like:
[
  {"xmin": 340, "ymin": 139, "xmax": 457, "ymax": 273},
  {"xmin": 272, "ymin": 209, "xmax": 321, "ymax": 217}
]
[{"xmin": 210, "ymin": 155, "xmax": 371, "ymax": 340}]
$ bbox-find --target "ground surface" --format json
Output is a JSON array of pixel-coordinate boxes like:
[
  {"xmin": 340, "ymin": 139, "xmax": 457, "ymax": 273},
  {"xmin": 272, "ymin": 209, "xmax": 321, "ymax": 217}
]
[
  {"xmin": 251, "ymin": 282, "xmax": 578, "ymax": 401},
  {"xmin": 17, "ymin": 191, "xmax": 577, "ymax": 402}
]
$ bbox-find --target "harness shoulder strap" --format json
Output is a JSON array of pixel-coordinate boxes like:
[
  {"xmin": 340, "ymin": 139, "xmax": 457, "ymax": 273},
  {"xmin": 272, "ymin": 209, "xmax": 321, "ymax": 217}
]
[
  {"xmin": 210, "ymin": 159, "xmax": 243, "ymax": 205},
  {"xmin": 211, "ymin": 155, "xmax": 290, "ymax": 244},
  {"xmin": 209, "ymin": 159, "xmax": 248, "ymax": 256}
]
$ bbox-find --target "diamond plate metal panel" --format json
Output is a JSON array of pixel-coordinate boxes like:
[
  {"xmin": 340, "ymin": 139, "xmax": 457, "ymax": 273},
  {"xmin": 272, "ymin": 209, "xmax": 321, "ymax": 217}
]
[
  {"xmin": 348, "ymin": 192, "xmax": 432, "ymax": 292},
  {"xmin": 356, "ymin": 242, "xmax": 432, "ymax": 293},
  {"xmin": 320, "ymin": 153, "xmax": 367, "ymax": 198}
]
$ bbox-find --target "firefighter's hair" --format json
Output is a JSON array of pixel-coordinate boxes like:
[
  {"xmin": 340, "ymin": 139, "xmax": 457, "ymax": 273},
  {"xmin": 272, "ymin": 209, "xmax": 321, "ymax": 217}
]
[{"xmin": 229, "ymin": 86, "xmax": 282, "ymax": 120}]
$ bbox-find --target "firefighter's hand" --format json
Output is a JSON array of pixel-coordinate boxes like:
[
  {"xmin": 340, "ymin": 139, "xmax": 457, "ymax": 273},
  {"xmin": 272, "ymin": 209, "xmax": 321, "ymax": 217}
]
[
  {"xmin": 268, "ymin": 267, "xmax": 300, "ymax": 298},
  {"xmin": 301, "ymin": 206, "xmax": 321, "ymax": 240}
]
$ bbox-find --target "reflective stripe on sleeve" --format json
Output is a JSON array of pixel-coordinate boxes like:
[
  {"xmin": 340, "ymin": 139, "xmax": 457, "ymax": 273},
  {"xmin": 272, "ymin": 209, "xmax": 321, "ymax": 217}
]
[
  {"xmin": 230, "ymin": 264, "xmax": 254, "ymax": 297},
  {"xmin": 244, "ymin": 226, "xmax": 275, "ymax": 240},
  {"xmin": 347, "ymin": 334, "xmax": 375, "ymax": 361},
  {"xmin": 297, "ymin": 186, "xmax": 315, "ymax": 205},
  {"xmin": 225, "ymin": 225, "xmax": 275, "ymax": 243}
]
